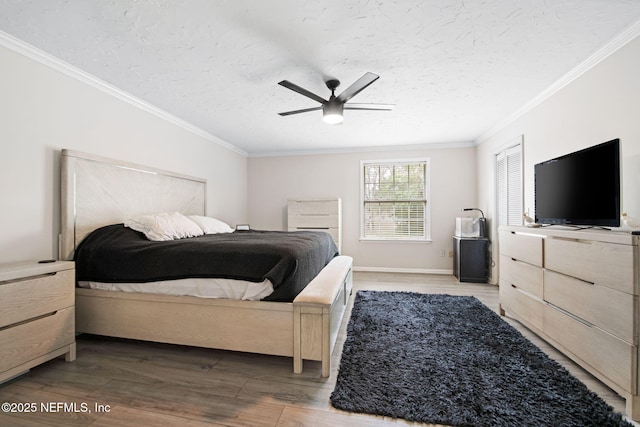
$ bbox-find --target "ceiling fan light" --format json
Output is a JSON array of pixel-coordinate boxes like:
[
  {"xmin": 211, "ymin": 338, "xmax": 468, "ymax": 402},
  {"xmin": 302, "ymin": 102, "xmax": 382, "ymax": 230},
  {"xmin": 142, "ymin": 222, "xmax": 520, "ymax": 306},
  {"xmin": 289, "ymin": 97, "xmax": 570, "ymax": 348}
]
[
  {"xmin": 323, "ymin": 112, "xmax": 343, "ymax": 124},
  {"xmin": 323, "ymin": 102, "xmax": 344, "ymax": 124}
]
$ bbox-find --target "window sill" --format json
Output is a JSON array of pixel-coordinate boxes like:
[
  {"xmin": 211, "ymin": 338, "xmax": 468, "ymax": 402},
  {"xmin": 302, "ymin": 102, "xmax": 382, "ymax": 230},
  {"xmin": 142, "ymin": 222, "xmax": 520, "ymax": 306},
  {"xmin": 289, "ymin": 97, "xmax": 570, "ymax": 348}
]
[{"xmin": 359, "ymin": 237, "xmax": 432, "ymax": 243}]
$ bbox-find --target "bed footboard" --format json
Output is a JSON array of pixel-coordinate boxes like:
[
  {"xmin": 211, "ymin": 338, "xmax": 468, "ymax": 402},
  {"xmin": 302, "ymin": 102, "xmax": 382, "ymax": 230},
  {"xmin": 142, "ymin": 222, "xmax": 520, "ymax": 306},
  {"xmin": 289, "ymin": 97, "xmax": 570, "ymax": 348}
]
[
  {"xmin": 293, "ymin": 255, "xmax": 353, "ymax": 377},
  {"xmin": 75, "ymin": 255, "xmax": 353, "ymax": 377}
]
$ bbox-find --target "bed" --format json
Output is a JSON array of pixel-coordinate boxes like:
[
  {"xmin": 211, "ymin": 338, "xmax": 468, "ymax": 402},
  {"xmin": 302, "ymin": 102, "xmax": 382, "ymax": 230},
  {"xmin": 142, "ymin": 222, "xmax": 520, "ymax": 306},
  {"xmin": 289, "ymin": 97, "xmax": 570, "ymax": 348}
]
[{"xmin": 59, "ymin": 149, "xmax": 353, "ymax": 377}]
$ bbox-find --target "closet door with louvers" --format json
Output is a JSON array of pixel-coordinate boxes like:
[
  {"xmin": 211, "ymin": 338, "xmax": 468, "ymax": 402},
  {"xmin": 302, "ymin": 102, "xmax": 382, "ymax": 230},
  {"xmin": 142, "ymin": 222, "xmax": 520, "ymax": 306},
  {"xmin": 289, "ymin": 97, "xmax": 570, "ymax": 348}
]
[{"xmin": 496, "ymin": 143, "xmax": 523, "ymax": 228}]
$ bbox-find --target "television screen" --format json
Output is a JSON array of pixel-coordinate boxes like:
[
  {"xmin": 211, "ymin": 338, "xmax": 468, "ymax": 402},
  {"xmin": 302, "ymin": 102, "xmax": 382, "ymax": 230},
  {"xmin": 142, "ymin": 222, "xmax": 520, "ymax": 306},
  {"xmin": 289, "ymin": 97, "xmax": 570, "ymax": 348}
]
[{"xmin": 534, "ymin": 138, "xmax": 620, "ymax": 227}]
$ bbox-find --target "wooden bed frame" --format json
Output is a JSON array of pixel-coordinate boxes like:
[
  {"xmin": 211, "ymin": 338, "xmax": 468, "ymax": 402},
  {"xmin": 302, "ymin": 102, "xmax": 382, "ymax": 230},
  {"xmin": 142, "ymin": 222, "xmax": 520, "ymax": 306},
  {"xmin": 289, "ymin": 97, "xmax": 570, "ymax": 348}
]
[{"xmin": 59, "ymin": 149, "xmax": 353, "ymax": 377}]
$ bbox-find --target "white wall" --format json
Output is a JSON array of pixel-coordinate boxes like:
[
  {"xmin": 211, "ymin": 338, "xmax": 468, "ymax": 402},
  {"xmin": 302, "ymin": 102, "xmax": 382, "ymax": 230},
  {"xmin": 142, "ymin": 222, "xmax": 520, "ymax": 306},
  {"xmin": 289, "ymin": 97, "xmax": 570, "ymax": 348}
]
[
  {"xmin": 6, "ymin": 30, "xmax": 635, "ymax": 273},
  {"xmin": 248, "ymin": 146, "xmax": 477, "ymax": 272},
  {"xmin": 476, "ymin": 34, "xmax": 640, "ymax": 282},
  {"xmin": 0, "ymin": 43, "xmax": 248, "ymax": 263}
]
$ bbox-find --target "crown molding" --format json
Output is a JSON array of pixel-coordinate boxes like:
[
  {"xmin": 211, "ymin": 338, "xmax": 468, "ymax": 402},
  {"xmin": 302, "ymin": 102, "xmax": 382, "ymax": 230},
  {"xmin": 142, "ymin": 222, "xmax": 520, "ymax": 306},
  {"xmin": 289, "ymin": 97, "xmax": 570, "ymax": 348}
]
[
  {"xmin": 475, "ymin": 19, "xmax": 640, "ymax": 145},
  {"xmin": 0, "ymin": 30, "xmax": 247, "ymax": 157}
]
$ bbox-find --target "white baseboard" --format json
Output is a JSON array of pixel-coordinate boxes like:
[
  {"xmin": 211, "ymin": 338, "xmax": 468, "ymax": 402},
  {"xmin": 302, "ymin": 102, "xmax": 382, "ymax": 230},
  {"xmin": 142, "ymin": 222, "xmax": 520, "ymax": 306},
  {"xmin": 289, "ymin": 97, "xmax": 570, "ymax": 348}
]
[{"xmin": 353, "ymin": 266, "xmax": 453, "ymax": 275}]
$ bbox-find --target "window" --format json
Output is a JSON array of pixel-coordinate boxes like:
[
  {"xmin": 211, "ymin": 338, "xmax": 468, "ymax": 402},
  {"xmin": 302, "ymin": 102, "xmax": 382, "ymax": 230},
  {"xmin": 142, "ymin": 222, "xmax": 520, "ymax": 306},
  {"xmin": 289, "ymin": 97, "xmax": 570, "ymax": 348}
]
[
  {"xmin": 360, "ymin": 159, "xmax": 430, "ymax": 240},
  {"xmin": 496, "ymin": 141, "xmax": 523, "ymax": 227}
]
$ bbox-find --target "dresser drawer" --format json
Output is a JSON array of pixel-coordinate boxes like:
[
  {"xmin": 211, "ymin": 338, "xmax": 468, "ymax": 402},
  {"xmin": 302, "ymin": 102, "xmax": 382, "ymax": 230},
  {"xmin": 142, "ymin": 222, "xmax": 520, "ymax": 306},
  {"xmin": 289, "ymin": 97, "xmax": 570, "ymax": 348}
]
[
  {"xmin": 288, "ymin": 200, "xmax": 339, "ymax": 215},
  {"xmin": 499, "ymin": 282, "xmax": 544, "ymax": 332},
  {"xmin": 544, "ymin": 237, "xmax": 634, "ymax": 294},
  {"xmin": 543, "ymin": 304, "xmax": 635, "ymax": 393},
  {"xmin": 0, "ymin": 307, "xmax": 75, "ymax": 374},
  {"xmin": 0, "ymin": 269, "xmax": 75, "ymax": 328},
  {"xmin": 288, "ymin": 214, "xmax": 340, "ymax": 229},
  {"xmin": 544, "ymin": 270, "xmax": 636, "ymax": 344},
  {"xmin": 500, "ymin": 254, "xmax": 543, "ymax": 299},
  {"xmin": 499, "ymin": 231, "xmax": 543, "ymax": 267}
]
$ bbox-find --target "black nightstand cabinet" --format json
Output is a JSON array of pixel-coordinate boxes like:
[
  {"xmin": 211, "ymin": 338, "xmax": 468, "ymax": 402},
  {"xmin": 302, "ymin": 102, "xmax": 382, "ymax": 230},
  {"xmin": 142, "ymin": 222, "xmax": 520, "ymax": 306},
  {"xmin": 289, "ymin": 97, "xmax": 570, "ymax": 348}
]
[{"xmin": 453, "ymin": 237, "xmax": 489, "ymax": 283}]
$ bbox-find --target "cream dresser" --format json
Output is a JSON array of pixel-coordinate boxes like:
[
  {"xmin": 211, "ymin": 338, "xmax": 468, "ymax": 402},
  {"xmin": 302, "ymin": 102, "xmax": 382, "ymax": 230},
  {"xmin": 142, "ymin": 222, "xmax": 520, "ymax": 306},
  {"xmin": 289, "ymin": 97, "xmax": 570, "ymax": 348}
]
[
  {"xmin": 0, "ymin": 261, "xmax": 76, "ymax": 382},
  {"xmin": 499, "ymin": 225, "xmax": 640, "ymax": 420},
  {"xmin": 287, "ymin": 198, "xmax": 342, "ymax": 252}
]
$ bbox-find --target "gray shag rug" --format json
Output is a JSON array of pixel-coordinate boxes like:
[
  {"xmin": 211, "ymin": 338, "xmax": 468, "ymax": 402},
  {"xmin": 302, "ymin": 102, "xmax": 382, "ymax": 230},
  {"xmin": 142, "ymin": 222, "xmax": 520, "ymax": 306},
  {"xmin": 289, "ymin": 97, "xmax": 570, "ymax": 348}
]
[{"xmin": 330, "ymin": 291, "xmax": 633, "ymax": 427}]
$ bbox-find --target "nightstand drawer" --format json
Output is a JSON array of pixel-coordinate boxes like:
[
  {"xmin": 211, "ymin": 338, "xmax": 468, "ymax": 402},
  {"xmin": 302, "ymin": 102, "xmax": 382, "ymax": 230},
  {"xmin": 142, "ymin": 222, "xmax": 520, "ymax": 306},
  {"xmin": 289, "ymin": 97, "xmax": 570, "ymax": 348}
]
[
  {"xmin": 0, "ymin": 307, "xmax": 75, "ymax": 374},
  {"xmin": 0, "ymin": 269, "xmax": 75, "ymax": 329}
]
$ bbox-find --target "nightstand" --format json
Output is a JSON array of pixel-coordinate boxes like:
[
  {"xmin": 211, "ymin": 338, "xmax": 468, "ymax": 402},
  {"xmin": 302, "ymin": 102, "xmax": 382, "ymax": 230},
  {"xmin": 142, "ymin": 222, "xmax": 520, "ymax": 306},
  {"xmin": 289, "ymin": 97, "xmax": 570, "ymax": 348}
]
[{"xmin": 0, "ymin": 261, "xmax": 76, "ymax": 383}]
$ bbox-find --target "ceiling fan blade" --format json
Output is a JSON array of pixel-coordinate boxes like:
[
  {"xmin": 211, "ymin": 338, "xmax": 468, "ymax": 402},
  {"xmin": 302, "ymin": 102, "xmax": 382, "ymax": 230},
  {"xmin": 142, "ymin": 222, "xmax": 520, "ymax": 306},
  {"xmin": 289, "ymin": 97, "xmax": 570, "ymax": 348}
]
[
  {"xmin": 278, "ymin": 106, "xmax": 323, "ymax": 116},
  {"xmin": 336, "ymin": 72, "xmax": 380, "ymax": 103},
  {"xmin": 344, "ymin": 103, "xmax": 395, "ymax": 111},
  {"xmin": 278, "ymin": 80, "xmax": 327, "ymax": 104}
]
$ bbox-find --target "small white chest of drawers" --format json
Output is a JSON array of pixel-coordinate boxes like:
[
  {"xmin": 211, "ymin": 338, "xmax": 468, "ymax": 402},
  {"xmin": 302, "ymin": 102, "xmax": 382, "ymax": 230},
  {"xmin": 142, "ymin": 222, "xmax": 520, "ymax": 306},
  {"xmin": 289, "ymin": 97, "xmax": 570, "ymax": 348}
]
[
  {"xmin": 0, "ymin": 261, "xmax": 76, "ymax": 382},
  {"xmin": 499, "ymin": 226, "xmax": 640, "ymax": 420},
  {"xmin": 288, "ymin": 198, "xmax": 342, "ymax": 252}
]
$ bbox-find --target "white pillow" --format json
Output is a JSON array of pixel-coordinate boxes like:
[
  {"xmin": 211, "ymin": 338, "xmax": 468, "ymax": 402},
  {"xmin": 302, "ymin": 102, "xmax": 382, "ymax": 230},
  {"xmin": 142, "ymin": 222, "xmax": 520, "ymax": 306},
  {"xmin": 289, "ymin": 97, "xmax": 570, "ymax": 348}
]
[
  {"xmin": 125, "ymin": 212, "xmax": 204, "ymax": 241},
  {"xmin": 188, "ymin": 215, "xmax": 234, "ymax": 234}
]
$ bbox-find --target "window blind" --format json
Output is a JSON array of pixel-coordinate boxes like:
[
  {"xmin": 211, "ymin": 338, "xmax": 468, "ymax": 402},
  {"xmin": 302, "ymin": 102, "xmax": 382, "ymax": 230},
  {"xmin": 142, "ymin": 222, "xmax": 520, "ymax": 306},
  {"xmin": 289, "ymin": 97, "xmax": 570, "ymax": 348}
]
[{"xmin": 362, "ymin": 160, "xmax": 429, "ymax": 239}]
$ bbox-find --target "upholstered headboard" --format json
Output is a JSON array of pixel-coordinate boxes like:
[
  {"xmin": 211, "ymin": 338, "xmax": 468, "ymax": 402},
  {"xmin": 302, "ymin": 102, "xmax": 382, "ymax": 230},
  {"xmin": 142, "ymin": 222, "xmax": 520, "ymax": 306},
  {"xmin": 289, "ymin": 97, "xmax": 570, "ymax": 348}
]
[{"xmin": 60, "ymin": 149, "xmax": 206, "ymax": 260}]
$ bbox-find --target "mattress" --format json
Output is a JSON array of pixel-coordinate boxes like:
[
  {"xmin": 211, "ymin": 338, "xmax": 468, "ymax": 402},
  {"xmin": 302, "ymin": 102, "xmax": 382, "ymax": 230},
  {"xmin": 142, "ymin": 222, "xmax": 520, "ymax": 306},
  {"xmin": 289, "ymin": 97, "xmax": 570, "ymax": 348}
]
[{"xmin": 77, "ymin": 277, "xmax": 274, "ymax": 301}]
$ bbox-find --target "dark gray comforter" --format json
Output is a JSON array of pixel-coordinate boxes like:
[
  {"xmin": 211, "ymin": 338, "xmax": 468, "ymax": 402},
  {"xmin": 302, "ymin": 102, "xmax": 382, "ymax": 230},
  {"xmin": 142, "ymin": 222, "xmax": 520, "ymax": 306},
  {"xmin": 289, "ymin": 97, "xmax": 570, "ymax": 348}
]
[{"xmin": 74, "ymin": 224, "xmax": 338, "ymax": 302}]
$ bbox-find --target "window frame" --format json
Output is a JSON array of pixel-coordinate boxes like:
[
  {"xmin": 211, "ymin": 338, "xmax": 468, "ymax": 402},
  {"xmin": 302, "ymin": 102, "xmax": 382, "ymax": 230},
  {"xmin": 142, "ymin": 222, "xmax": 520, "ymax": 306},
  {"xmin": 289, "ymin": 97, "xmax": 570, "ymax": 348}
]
[{"xmin": 359, "ymin": 158, "xmax": 431, "ymax": 242}]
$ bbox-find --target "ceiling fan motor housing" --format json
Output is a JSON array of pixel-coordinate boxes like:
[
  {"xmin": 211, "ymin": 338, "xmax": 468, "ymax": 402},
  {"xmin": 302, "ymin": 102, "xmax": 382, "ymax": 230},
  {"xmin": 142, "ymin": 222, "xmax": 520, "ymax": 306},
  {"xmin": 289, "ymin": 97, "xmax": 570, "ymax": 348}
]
[{"xmin": 326, "ymin": 79, "xmax": 340, "ymax": 94}]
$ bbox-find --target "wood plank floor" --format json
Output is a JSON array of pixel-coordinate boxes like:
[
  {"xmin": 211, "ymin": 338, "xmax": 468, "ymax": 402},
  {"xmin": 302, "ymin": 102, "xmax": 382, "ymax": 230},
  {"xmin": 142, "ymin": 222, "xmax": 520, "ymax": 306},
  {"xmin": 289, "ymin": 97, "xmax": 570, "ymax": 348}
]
[{"xmin": 0, "ymin": 272, "xmax": 634, "ymax": 426}]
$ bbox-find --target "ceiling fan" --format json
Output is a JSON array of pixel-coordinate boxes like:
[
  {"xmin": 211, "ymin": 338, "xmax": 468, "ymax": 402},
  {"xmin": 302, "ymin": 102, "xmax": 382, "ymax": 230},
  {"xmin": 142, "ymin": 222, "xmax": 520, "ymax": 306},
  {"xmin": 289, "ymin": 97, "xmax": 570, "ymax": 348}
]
[{"xmin": 278, "ymin": 72, "xmax": 394, "ymax": 124}]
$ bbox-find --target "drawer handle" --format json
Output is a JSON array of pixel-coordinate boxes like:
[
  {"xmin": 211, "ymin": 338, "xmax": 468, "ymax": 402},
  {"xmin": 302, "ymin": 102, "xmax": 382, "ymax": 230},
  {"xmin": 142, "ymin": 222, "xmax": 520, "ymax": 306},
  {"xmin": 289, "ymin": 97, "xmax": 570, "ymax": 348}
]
[
  {"xmin": 552, "ymin": 236, "xmax": 592, "ymax": 244},
  {"xmin": 1, "ymin": 271, "xmax": 58, "ymax": 285},
  {"xmin": 0, "ymin": 310, "xmax": 58, "ymax": 331},
  {"xmin": 549, "ymin": 304, "xmax": 593, "ymax": 328},
  {"xmin": 32, "ymin": 272, "xmax": 58, "ymax": 279}
]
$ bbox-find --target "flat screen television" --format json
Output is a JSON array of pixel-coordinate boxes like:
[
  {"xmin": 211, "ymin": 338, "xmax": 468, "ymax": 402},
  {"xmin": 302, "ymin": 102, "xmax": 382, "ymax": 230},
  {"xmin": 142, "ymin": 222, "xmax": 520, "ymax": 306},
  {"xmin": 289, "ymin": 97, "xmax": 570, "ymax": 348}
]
[{"xmin": 534, "ymin": 138, "xmax": 620, "ymax": 227}]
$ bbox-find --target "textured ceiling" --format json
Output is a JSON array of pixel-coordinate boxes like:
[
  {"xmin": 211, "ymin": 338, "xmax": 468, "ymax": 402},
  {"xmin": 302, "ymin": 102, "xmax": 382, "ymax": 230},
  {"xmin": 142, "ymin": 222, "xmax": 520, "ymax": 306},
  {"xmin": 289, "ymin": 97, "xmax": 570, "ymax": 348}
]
[{"xmin": 1, "ymin": 1, "xmax": 640, "ymax": 155}]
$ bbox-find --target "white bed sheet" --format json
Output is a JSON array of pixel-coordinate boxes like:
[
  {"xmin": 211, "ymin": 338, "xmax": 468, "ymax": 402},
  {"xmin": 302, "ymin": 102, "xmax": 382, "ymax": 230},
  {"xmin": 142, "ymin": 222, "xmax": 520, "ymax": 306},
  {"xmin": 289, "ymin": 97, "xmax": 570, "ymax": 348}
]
[{"xmin": 77, "ymin": 277, "xmax": 274, "ymax": 301}]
